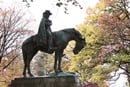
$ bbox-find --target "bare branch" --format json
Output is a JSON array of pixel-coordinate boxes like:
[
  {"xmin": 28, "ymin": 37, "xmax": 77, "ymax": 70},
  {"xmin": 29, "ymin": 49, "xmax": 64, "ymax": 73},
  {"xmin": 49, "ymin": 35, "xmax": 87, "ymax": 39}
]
[{"xmin": 0, "ymin": 7, "xmax": 33, "ymax": 62}]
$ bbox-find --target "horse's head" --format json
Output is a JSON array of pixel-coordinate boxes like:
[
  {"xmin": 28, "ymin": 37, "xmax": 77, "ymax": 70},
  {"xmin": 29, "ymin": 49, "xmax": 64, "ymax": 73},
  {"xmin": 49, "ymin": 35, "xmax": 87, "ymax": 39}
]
[{"xmin": 73, "ymin": 36, "xmax": 86, "ymax": 54}]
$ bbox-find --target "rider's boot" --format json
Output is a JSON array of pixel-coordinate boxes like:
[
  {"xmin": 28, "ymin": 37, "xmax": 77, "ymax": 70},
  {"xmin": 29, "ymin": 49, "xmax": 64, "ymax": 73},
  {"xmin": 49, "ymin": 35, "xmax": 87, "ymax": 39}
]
[
  {"xmin": 48, "ymin": 41, "xmax": 57, "ymax": 51},
  {"xmin": 48, "ymin": 45, "xmax": 57, "ymax": 51},
  {"xmin": 48, "ymin": 37, "xmax": 57, "ymax": 51}
]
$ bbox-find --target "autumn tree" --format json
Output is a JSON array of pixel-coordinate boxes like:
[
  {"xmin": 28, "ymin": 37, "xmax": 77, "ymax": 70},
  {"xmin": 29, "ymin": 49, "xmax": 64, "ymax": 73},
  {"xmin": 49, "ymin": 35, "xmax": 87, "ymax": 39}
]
[
  {"xmin": 0, "ymin": 7, "xmax": 33, "ymax": 87},
  {"xmin": 0, "ymin": 52, "xmax": 23, "ymax": 87},
  {"xmin": 0, "ymin": 7, "xmax": 33, "ymax": 63},
  {"xmin": 97, "ymin": 0, "xmax": 130, "ymax": 85},
  {"xmin": 69, "ymin": 0, "xmax": 130, "ymax": 86},
  {"xmin": 68, "ymin": 0, "xmax": 111, "ymax": 86}
]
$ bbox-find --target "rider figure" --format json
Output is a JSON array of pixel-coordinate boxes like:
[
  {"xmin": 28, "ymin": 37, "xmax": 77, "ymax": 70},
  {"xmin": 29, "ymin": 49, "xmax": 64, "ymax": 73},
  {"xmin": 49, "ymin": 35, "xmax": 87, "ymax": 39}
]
[{"xmin": 38, "ymin": 10, "xmax": 56, "ymax": 51}]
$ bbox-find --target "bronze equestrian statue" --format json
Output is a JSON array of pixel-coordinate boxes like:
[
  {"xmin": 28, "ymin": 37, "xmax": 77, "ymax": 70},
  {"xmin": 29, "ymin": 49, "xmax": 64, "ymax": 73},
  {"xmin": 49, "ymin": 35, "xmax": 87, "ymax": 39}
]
[
  {"xmin": 22, "ymin": 10, "xmax": 86, "ymax": 77},
  {"xmin": 22, "ymin": 28, "xmax": 86, "ymax": 77}
]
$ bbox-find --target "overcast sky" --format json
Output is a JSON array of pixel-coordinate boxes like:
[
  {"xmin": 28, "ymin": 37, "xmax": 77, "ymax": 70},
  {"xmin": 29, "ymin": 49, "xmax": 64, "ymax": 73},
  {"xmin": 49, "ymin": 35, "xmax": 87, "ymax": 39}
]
[
  {"xmin": 0, "ymin": 0, "xmax": 98, "ymax": 32},
  {"xmin": 28, "ymin": 0, "xmax": 99, "ymax": 31}
]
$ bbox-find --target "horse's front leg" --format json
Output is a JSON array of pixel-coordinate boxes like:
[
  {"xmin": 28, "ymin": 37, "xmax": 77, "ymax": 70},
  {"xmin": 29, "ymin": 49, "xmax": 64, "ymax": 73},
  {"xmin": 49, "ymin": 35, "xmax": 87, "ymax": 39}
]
[
  {"xmin": 54, "ymin": 52, "xmax": 58, "ymax": 74},
  {"xmin": 57, "ymin": 53, "xmax": 64, "ymax": 72},
  {"xmin": 54, "ymin": 50, "xmax": 64, "ymax": 73}
]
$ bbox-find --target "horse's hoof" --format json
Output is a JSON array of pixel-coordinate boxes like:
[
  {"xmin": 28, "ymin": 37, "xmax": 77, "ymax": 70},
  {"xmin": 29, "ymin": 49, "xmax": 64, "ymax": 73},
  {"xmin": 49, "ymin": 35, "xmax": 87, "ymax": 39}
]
[
  {"xmin": 30, "ymin": 75, "xmax": 34, "ymax": 77},
  {"xmin": 56, "ymin": 70, "xmax": 63, "ymax": 74},
  {"xmin": 29, "ymin": 73, "xmax": 34, "ymax": 77},
  {"xmin": 60, "ymin": 70, "xmax": 63, "ymax": 72},
  {"xmin": 23, "ymin": 74, "xmax": 26, "ymax": 78},
  {"xmin": 23, "ymin": 76, "xmax": 26, "ymax": 78}
]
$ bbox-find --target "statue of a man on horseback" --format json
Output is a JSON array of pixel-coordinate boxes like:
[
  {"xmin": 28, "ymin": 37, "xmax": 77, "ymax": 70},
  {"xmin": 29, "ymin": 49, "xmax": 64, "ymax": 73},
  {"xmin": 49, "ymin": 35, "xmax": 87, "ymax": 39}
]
[
  {"xmin": 21, "ymin": 10, "xmax": 86, "ymax": 77},
  {"xmin": 37, "ymin": 10, "xmax": 56, "ymax": 51}
]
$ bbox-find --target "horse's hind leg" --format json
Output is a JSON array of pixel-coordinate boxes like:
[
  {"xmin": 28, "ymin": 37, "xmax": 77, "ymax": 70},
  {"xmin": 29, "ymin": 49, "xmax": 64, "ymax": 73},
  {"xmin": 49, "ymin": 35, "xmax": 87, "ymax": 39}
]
[
  {"xmin": 23, "ymin": 63, "xmax": 27, "ymax": 77},
  {"xmin": 27, "ymin": 51, "xmax": 37, "ymax": 77},
  {"xmin": 26, "ymin": 55, "xmax": 34, "ymax": 77},
  {"xmin": 27, "ymin": 58, "xmax": 34, "ymax": 77},
  {"xmin": 22, "ymin": 51, "xmax": 27, "ymax": 77},
  {"xmin": 23, "ymin": 55, "xmax": 30, "ymax": 77},
  {"xmin": 23, "ymin": 54, "xmax": 33, "ymax": 77},
  {"xmin": 23, "ymin": 52, "xmax": 36, "ymax": 77}
]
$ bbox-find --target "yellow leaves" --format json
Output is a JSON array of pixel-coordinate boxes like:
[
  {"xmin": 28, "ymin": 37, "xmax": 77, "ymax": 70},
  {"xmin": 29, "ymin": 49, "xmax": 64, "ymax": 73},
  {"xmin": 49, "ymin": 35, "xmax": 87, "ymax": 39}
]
[
  {"xmin": 96, "ymin": 0, "xmax": 106, "ymax": 11},
  {"xmin": 85, "ymin": 27, "xmax": 101, "ymax": 44},
  {"xmin": 109, "ymin": 53, "xmax": 130, "ymax": 66},
  {"xmin": 91, "ymin": 65, "xmax": 111, "ymax": 83},
  {"xmin": 84, "ymin": 59, "xmax": 95, "ymax": 68},
  {"xmin": 87, "ymin": 7, "xmax": 96, "ymax": 14}
]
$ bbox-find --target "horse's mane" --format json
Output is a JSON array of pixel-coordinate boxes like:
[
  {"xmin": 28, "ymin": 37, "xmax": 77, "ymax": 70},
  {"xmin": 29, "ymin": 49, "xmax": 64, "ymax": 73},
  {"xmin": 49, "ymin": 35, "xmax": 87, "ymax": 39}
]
[
  {"xmin": 52, "ymin": 28, "xmax": 83, "ymax": 41},
  {"xmin": 56, "ymin": 28, "xmax": 80, "ymax": 35},
  {"xmin": 61, "ymin": 28, "xmax": 76, "ymax": 33},
  {"xmin": 61, "ymin": 28, "xmax": 83, "ymax": 39}
]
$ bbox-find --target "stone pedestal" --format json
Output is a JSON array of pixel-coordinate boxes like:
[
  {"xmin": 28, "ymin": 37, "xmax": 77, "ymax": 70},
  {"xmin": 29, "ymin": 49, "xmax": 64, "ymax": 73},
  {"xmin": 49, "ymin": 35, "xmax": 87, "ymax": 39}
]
[{"xmin": 10, "ymin": 73, "xmax": 82, "ymax": 87}]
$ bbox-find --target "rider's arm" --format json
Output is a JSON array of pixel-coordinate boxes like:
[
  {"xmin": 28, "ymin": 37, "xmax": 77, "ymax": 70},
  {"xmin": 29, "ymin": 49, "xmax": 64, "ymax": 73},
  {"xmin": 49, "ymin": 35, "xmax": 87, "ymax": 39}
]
[{"xmin": 45, "ymin": 19, "xmax": 52, "ymax": 26}]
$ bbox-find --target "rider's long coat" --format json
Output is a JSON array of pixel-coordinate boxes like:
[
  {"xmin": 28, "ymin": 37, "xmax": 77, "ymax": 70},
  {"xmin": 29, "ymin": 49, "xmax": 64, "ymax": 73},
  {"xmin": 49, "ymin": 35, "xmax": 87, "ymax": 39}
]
[{"xmin": 37, "ymin": 17, "xmax": 52, "ymax": 45}]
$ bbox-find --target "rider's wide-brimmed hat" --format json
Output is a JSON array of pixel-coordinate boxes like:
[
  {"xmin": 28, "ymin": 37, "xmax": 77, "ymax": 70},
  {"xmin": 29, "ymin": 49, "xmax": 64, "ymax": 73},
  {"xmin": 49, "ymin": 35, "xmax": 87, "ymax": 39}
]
[{"xmin": 43, "ymin": 10, "xmax": 52, "ymax": 15}]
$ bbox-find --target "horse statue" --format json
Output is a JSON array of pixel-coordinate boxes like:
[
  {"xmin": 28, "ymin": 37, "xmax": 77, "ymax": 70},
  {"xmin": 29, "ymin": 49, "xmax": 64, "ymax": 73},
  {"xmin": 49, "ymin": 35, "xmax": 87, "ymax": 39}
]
[{"xmin": 22, "ymin": 28, "xmax": 86, "ymax": 77}]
